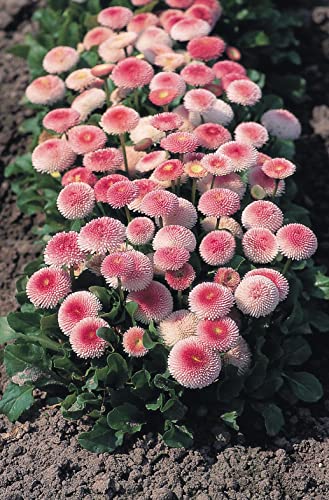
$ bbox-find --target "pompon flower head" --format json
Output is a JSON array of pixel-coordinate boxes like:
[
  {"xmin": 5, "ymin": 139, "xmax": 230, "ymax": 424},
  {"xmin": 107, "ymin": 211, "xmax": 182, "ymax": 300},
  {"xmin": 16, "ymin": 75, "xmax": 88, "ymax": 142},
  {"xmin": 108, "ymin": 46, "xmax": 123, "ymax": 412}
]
[
  {"xmin": 150, "ymin": 113, "xmax": 183, "ymax": 132},
  {"xmin": 127, "ymin": 12, "xmax": 158, "ymax": 33},
  {"xmin": 198, "ymin": 188, "xmax": 240, "ymax": 218},
  {"xmin": 106, "ymin": 250, "xmax": 153, "ymax": 292},
  {"xmin": 201, "ymin": 216, "xmax": 243, "ymax": 238},
  {"xmin": 158, "ymin": 309, "xmax": 198, "ymax": 346},
  {"xmin": 71, "ymin": 88, "xmax": 106, "ymax": 122},
  {"xmin": 83, "ymin": 27, "xmax": 113, "ymax": 50},
  {"xmin": 62, "ymin": 167, "xmax": 97, "ymax": 187},
  {"xmin": 135, "ymin": 27, "xmax": 172, "ymax": 59},
  {"xmin": 153, "ymin": 159, "xmax": 184, "ymax": 182},
  {"xmin": 202, "ymin": 99, "xmax": 234, "ymax": 126},
  {"xmin": 123, "ymin": 327, "xmax": 148, "ymax": 357},
  {"xmin": 98, "ymin": 6, "xmax": 133, "ymax": 30},
  {"xmin": 261, "ymin": 109, "xmax": 301, "ymax": 140},
  {"xmin": 234, "ymin": 122, "xmax": 269, "ymax": 148},
  {"xmin": 78, "ymin": 217, "xmax": 126, "ymax": 254},
  {"xmin": 197, "ymin": 317, "xmax": 239, "ymax": 352},
  {"xmin": 199, "ymin": 172, "xmax": 246, "ymax": 199},
  {"xmin": 129, "ymin": 116, "xmax": 165, "ymax": 145},
  {"xmin": 276, "ymin": 223, "xmax": 318, "ymax": 260},
  {"xmin": 101, "ymin": 252, "xmax": 134, "ymax": 280},
  {"xmin": 58, "ymin": 291, "xmax": 102, "ymax": 335},
  {"xmin": 235, "ymin": 275, "xmax": 279, "ymax": 318},
  {"xmin": 83, "ymin": 148, "xmax": 124, "ymax": 173},
  {"xmin": 94, "ymin": 174, "xmax": 127, "ymax": 202},
  {"xmin": 153, "ymin": 247, "xmax": 190, "ymax": 271},
  {"xmin": 168, "ymin": 337, "xmax": 221, "ymax": 389},
  {"xmin": 155, "ymin": 51, "xmax": 186, "ymax": 72},
  {"xmin": 70, "ymin": 317, "xmax": 108, "ymax": 359},
  {"xmin": 25, "ymin": 75, "xmax": 65, "ymax": 105},
  {"xmin": 44, "ymin": 231, "xmax": 86, "ymax": 267},
  {"xmin": 111, "ymin": 57, "xmax": 154, "ymax": 89},
  {"xmin": 43, "ymin": 46, "xmax": 79, "ymax": 74},
  {"xmin": 153, "ymin": 225, "xmax": 196, "ymax": 252},
  {"xmin": 165, "ymin": 0, "xmax": 194, "ymax": 7},
  {"xmin": 184, "ymin": 89, "xmax": 216, "ymax": 113},
  {"xmin": 214, "ymin": 267, "xmax": 241, "ymax": 292},
  {"xmin": 26, "ymin": 267, "xmax": 71, "ymax": 309},
  {"xmin": 186, "ymin": 4, "xmax": 218, "ymax": 27},
  {"xmin": 65, "ymin": 68, "xmax": 103, "ymax": 92},
  {"xmin": 106, "ymin": 180, "xmax": 138, "ymax": 209},
  {"xmin": 165, "ymin": 263, "xmax": 196, "ymax": 291},
  {"xmin": 224, "ymin": 336, "xmax": 251, "ymax": 375},
  {"xmin": 221, "ymin": 72, "xmax": 249, "ymax": 91},
  {"xmin": 97, "ymin": 42, "xmax": 127, "ymax": 64},
  {"xmin": 126, "ymin": 217, "xmax": 155, "ymax": 245},
  {"xmin": 199, "ymin": 230, "xmax": 236, "ymax": 266},
  {"xmin": 57, "ymin": 182, "xmax": 95, "ymax": 220},
  {"xmin": 100, "ymin": 105, "xmax": 140, "ymax": 135},
  {"xmin": 242, "ymin": 228, "xmax": 278, "ymax": 263},
  {"xmin": 189, "ymin": 282, "xmax": 234, "ymax": 320},
  {"xmin": 184, "ymin": 160, "xmax": 208, "ymax": 179},
  {"xmin": 241, "ymin": 200, "xmax": 283, "ymax": 232},
  {"xmin": 187, "ymin": 35, "xmax": 225, "ymax": 61},
  {"xmin": 127, "ymin": 281, "xmax": 173, "ymax": 324},
  {"xmin": 226, "ymin": 80, "xmax": 262, "ymax": 106},
  {"xmin": 201, "ymin": 153, "xmax": 234, "ymax": 176},
  {"xmin": 150, "ymin": 72, "xmax": 186, "ymax": 97},
  {"xmin": 162, "ymin": 197, "xmax": 198, "ymax": 229},
  {"xmin": 170, "ymin": 18, "xmax": 211, "ymax": 42},
  {"xmin": 128, "ymin": 179, "xmax": 160, "ymax": 212},
  {"xmin": 91, "ymin": 63, "xmax": 115, "ymax": 78},
  {"xmin": 244, "ymin": 268, "xmax": 289, "ymax": 302},
  {"xmin": 43, "ymin": 108, "xmax": 80, "ymax": 134},
  {"xmin": 68, "ymin": 125, "xmax": 107, "ymax": 155},
  {"xmin": 104, "ymin": 32, "xmax": 138, "ymax": 50},
  {"xmin": 262, "ymin": 158, "xmax": 296, "ymax": 179},
  {"xmin": 194, "ymin": 124, "xmax": 231, "ymax": 150},
  {"xmin": 141, "ymin": 190, "xmax": 179, "ymax": 218},
  {"xmin": 32, "ymin": 139, "xmax": 76, "ymax": 174},
  {"xmin": 248, "ymin": 165, "xmax": 285, "ymax": 198},
  {"xmin": 181, "ymin": 62, "xmax": 214, "ymax": 86},
  {"xmin": 217, "ymin": 141, "xmax": 257, "ymax": 172},
  {"xmin": 213, "ymin": 60, "xmax": 246, "ymax": 79}
]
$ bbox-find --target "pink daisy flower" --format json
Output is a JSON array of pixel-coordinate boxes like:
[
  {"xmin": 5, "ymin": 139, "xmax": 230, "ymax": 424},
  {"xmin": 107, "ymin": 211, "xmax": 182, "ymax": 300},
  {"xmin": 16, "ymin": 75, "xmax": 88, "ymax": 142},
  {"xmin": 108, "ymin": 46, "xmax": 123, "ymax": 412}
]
[
  {"xmin": 43, "ymin": 46, "xmax": 79, "ymax": 74},
  {"xmin": 184, "ymin": 89, "xmax": 216, "ymax": 113},
  {"xmin": 68, "ymin": 126, "xmax": 107, "ymax": 155},
  {"xmin": 150, "ymin": 72, "xmax": 186, "ymax": 96},
  {"xmin": 201, "ymin": 153, "xmax": 235, "ymax": 176},
  {"xmin": 198, "ymin": 188, "xmax": 240, "ymax": 218},
  {"xmin": 221, "ymin": 72, "xmax": 250, "ymax": 91},
  {"xmin": 197, "ymin": 317, "xmax": 239, "ymax": 351},
  {"xmin": 58, "ymin": 291, "xmax": 102, "ymax": 336},
  {"xmin": 150, "ymin": 87, "xmax": 179, "ymax": 108},
  {"xmin": 170, "ymin": 18, "xmax": 211, "ymax": 42},
  {"xmin": 184, "ymin": 160, "xmax": 208, "ymax": 179},
  {"xmin": 26, "ymin": 267, "xmax": 71, "ymax": 309},
  {"xmin": 153, "ymin": 159, "xmax": 184, "ymax": 182},
  {"xmin": 158, "ymin": 309, "xmax": 198, "ymax": 346},
  {"xmin": 98, "ymin": 6, "xmax": 133, "ymax": 30},
  {"xmin": 199, "ymin": 172, "xmax": 246, "ymax": 199},
  {"xmin": 168, "ymin": 337, "xmax": 221, "ymax": 389},
  {"xmin": 83, "ymin": 27, "xmax": 113, "ymax": 50},
  {"xmin": 70, "ymin": 317, "xmax": 108, "ymax": 359},
  {"xmin": 165, "ymin": 263, "xmax": 196, "ymax": 291},
  {"xmin": 126, "ymin": 217, "xmax": 155, "ymax": 245},
  {"xmin": 128, "ymin": 179, "xmax": 161, "ymax": 212},
  {"xmin": 214, "ymin": 267, "xmax": 241, "ymax": 292},
  {"xmin": 25, "ymin": 75, "xmax": 65, "ymax": 105},
  {"xmin": 62, "ymin": 167, "xmax": 97, "ymax": 187},
  {"xmin": 226, "ymin": 80, "xmax": 262, "ymax": 106},
  {"xmin": 101, "ymin": 252, "xmax": 134, "ymax": 280},
  {"xmin": 189, "ymin": 282, "xmax": 234, "ymax": 320},
  {"xmin": 160, "ymin": 132, "xmax": 199, "ymax": 154},
  {"xmin": 57, "ymin": 182, "xmax": 95, "ymax": 220},
  {"xmin": 77, "ymin": 217, "xmax": 126, "ymax": 254},
  {"xmin": 202, "ymin": 99, "xmax": 234, "ymax": 126},
  {"xmin": 194, "ymin": 123, "xmax": 231, "ymax": 150},
  {"xmin": 162, "ymin": 197, "xmax": 198, "ymax": 229},
  {"xmin": 127, "ymin": 281, "xmax": 173, "ymax": 323},
  {"xmin": 104, "ymin": 32, "xmax": 138, "ymax": 51},
  {"xmin": 106, "ymin": 180, "xmax": 138, "ymax": 209},
  {"xmin": 186, "ymin": 4, "xmax": 218, "ymax": 26},
  {"xmin": 123, "ymin": 327, "xmax": 148, "ymax": 357},
  {"xmin": 111, "ymin": 57, "xmax": 154, "ymax": 89},
  {"xmin": 153, "ymin": 225, "xmax": 196, "ymax": 252},
  {"xmin": 71, "ymin": 88, "xmax": 106, "ymax": 122},
  {"xmin": 262, "ymin": 158, "xmax": 296, "ymax": 179},
  {"xmin": 94, "ymin": 174, "xmax": 127, "ymax": 202},
  {"xmin": 187, "ymin": 35, "xmax": 225, "ymax": 61},
  {"xmin": 91, "ymin": 63, "xmax": 115, "ymax": 78},
  {"xmin": 243, "ymin": 228, "xmax": 278, "ymax": 263},
  {"xmin": 127, "ymin": 12, "xmax": 158, "ymax": 33},
  {"xmin": 181, "ymin": 62, "xmax": 214, "ymax": 87},
  {"xmin": 165, "ymin": 0, "xmax": 194, "ymax": 6},
  {"xmin": 140, "ymin": 190, "xmax": 179, "ymax": 218},
  {"xmin": 150, "ymin": 112, "xmax": 183, "ymax": 132},
  {"xmin": 43, "ymin": 108, "xmax": 80, "ymax": 134},
  {"xmin": 32, "ymin": 139, "xmax": 76, "ymax": 174},
  {"xmin": 235, "ymin": 275, "xmax": 279, "ymax": 317},
  {"xmin": 276, "ymin": 224, "xmax": 318, "ymax": 260},
  {"xmin": 261, "ymin": 109, "xmax": 301, "ymax": 140},
  {"xmin": 153, "ymin": 247, "xmax": 190, "ymax": 271},
  {"xmin": 224, "ymin": 336, "xmax": 251, "ymax": 375},
  {"xmin": 234, "ymin": 122, "xmax": 269, "ymax": 148},
  {"xmin": 248, "ymin": 165, "xmax": 285, "ymax": 198},
  {"xmin": 213, "ymin": 60, "xmax": 246, "ymax": 79},
  {"xmin": 83, "ymin": 148, "xmax": 123, "ymax": 173},
  {"xmin": 65, "ymin": 68, "xmax": 103, "ymax": 92},
  {"xmin": 200, "ymin": 230, "xmax": 236, "ymax": 266},
  {"xmin": 217, "ymin": 141, "xmax": 257, "ymax": 172},
  {"xmin": 244, "ymin": 268, "xmax": 289, "ymax": 302},
  {"xmin": 44, "ymin": 231, "xmax": 86, "ymax": 267},
  {"xmin": 100, "ymin": 105, "xmax": 140, "ymax": 135},
  {"xmin": 241, "ymin": 200, "xmax": 283, "ymax": 232}
]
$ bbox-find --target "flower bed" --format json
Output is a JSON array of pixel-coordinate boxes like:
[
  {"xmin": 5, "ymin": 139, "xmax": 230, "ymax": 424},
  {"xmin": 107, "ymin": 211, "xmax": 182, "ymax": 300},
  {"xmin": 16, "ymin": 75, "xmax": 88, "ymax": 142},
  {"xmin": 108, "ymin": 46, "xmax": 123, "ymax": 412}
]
[{"xmin": 1, "ymin": 0, "xmax": 329, "ymax": 453}]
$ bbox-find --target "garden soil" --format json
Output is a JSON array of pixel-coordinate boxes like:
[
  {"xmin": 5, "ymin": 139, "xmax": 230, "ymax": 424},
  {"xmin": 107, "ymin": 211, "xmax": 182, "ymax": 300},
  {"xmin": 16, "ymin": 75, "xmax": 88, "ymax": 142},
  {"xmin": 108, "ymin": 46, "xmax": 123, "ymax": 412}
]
[{"xmin": 0, "ymin": 2, "xmax": 329, "ymax": 499}]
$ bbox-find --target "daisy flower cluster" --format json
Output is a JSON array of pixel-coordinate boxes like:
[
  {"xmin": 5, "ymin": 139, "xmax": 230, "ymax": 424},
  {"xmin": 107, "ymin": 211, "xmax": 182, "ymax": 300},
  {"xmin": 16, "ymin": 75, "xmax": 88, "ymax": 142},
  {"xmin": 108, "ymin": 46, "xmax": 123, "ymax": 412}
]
[{"xmin": 23, "ymin": 0, "xmax": 317, "ymax": 392}]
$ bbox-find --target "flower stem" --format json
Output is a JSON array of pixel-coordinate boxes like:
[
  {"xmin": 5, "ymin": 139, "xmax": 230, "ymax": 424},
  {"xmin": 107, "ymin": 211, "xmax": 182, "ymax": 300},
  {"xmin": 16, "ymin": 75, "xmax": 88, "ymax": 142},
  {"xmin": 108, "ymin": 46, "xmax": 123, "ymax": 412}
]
[
  {"xmin": 191, "ymin": 178, "xmax": 197, "ymax": 206},
  {"xmin": 117, "ymin": 278, "xmax": 125, "ymax": 302},
  {"xmin": 104, "ymin": 78, "xmax": 111, "ymax": 107},
  {"xmin": 282, "ymin": 257, "xmax": 292, "ymax": 275},
  {"xmin": 215, "ymin": 218, "xmax": 220, "ymax": 230},
  {"xmin": 211, "ymin": 175, "xmax": 215, "ymax": 190},
  {"xmin": 133, "ymin": 88, "xmax": 139, "ymax": 112},
  {"xmin": 171, "ymin": 180, "xmax": 176, "ymax": 194},
  {"xmin": 177, "ymin": 290, "xmax": 183, "ymax": 308},
  {"xmin": 159, "ymin": 216, "xmax": 163, "ymax": 228},
  {"xmin": 119, "ymin": 134, "xmax": 130, "ymax": 179},
  {"xmin": 124, "ymin": 205, "xmax": 132, "ymax": 223}
]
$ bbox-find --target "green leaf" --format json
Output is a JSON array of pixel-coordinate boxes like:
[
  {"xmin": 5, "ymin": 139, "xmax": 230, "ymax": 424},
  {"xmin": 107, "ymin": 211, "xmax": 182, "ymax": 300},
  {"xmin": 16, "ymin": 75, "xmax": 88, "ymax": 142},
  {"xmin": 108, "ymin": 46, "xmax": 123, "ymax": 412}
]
[
  {"xmin": 220, "ymin": 411, "xmax": 239, "ymax": 431},
  {"xmin": 96, "ymin": 326, "xmax": 117, "ymax": 343},
  {"xmin": 0, "ymin": 383, "xmax": 34, "ymax": 422},
  {"xmin": 285, "ymin": 372, "xmax": 323, "ymax": 403},
  {"xmin": 40, "ymin": 314, "xmax": 60, "ymax": 336},
  {"xmin": 106, "ymin": 353, "xmax": 129, "ymax": 388},
  {"xmin": 78, "ymin": 417, "xmax": 123, "ymax": 453},
  {"xmin": 4, "ymin": 343, "xmax": 50, "ymax": 377},
  {"xmin": 125, "ymin": 301, "xmax": 138, "ymax": 322},
  {"xmin": 146, "ymin": 393, "xmax": 164, "ymax": 411},
  {"xmin": 0, "ymin": 317, "xmax": 18, "ymax": 343},
  {"xmin": 7, "ymin": 311, "xmax": 40, "ymax": 334},
  {"xmin": 89, "ymin": 286, "xmax": 113, "ymax": 308},
  {"xmin": 310, "ymin": 311, "xmax": 329, "ymax": 333},
  {"xmin": 283, "ymin": 337, "xmax": 311, "ymax": 366},
  {"xmin": 314, "ymin": 271, "xmax": 329, "ymax": 300},
  {"xmin": 107, "ymin": 403, "xmax": 145, "ymax": 434},
  {"xmin": 7, "ymin": 44, "xmax": 30, "ymax": 58},
  {"xmin": 261, "ymin": 404, "xmax": 284, "ymax": 436},
  {"xmin": 154, "ymin": 373, "xmax": 178, "ymax": 393},
  {"xmin": 143, "ymin": 330, "xmax": 157, "ymax": 349},
  {"xmin": 240, "ymin": 30, "xmax": 270, "ymax": 48},
  {"xmin": 161, "ymin": 398, "xmax": 187, "ymax": 421},
  {"xmin": 162, "ymin": 424, "xmax": 193, "ymax": 448}
]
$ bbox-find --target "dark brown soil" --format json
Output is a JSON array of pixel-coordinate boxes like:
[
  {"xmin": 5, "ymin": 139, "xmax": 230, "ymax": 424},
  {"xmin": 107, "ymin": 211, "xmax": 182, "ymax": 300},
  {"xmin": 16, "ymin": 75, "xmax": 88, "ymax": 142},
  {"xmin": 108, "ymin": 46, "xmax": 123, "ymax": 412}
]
[{"xmin": 1, "ymin": 2, "xmax": 329, "ymax": 499}]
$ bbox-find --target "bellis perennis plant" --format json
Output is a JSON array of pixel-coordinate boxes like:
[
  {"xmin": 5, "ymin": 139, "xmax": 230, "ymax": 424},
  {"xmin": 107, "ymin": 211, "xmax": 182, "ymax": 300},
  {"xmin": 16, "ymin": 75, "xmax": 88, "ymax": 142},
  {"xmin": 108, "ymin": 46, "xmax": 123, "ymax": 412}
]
[{"xmin": 1, "ymin": 0, "xmax": 328, "ymax": 453}]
